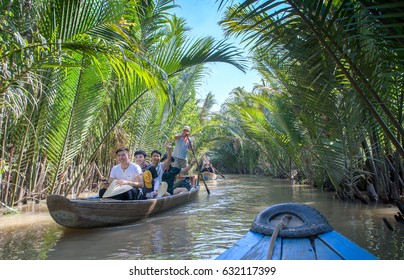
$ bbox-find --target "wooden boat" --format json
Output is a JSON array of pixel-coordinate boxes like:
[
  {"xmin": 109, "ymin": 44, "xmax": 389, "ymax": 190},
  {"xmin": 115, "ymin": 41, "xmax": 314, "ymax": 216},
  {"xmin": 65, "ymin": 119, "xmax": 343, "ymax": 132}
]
[
  {"xmin": 47, "ymin": 187, "xmax": 199, "ymax": 229},
  {"xmin": 201, "ymin": 172, "xmax": 217, "ymax": 180},
  {"xmin": 216, "ymin": 203, "xmax": 378, "ymax": 260}
]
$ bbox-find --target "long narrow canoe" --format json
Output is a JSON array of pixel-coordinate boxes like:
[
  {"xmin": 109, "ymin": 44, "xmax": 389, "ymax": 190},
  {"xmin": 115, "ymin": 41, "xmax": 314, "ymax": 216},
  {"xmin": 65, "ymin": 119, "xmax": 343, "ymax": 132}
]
[
  {"xmin": 216, "ymin": 203, "xmax": 378, "ymax": 260},
  {"xmin": 47, "ymin": 187, "xmax": 199, "ymax": 229}
]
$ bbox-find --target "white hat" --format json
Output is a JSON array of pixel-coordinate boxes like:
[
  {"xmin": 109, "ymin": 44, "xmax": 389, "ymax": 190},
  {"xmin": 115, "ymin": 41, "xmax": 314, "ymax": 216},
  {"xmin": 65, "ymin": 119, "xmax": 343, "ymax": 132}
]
[
  {"xmin": 183, "ymin": 126, "xmax": 190, "ymax": 131},
  {"xmin": 157, "ymin": 182, "xmax": 168, "ymax": 197},
  {"xmin": 102, "ymin": 180, "xmax": 132, "ymax": 198}
]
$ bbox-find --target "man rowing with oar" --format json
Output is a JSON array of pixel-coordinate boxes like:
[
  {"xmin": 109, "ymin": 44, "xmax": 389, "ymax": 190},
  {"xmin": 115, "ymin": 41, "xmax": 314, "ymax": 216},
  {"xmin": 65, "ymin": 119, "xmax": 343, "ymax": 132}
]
[{"xmin": 172, "ymin": 125, "xmax": 192, "ymax": 168}]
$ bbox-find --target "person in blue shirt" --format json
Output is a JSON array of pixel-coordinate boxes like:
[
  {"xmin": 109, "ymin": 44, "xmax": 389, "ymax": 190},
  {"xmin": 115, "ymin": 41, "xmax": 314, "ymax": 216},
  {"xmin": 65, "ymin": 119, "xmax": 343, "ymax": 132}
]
[{"xmin": 172, "ymin": 126, "xmax": 192, "ymax": 168}]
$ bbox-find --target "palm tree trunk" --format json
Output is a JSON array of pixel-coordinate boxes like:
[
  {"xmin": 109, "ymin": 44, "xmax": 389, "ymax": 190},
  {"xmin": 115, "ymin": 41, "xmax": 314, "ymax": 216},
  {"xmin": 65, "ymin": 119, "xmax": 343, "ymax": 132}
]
[
  {"xmin": 386, "ymin": 153, "xmax": 402, "ymax": 200},
  {"xmin": 10, "ymin": 102, "xmax": 37, "ymax": 205},
  {"xmin": 370, "ymin": 132, "xmax": 389, "ymax": 202},
  {"xmin": 362, "ymin": 139, "xmax": 380, "ymax": 196},
  {"xmin": 0, "ymin": 108, "xmax": 8, "ymax": 203},
  {"xmin": 5, "ymin": 144, "xmax": 14, "ymax": 205}
]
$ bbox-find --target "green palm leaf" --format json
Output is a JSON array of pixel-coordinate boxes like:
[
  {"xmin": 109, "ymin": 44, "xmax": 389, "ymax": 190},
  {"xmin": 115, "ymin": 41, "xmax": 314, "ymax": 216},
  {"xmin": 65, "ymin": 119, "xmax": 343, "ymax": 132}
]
[{"xmin": 218, "ymin": 0, "xmax": 404, "ymax": 157}]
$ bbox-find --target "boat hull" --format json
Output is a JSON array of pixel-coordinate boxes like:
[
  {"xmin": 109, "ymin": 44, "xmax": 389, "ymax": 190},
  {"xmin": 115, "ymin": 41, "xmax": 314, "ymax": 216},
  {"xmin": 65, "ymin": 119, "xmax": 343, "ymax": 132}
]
[
  {"xmin": 216, "ymin": 203, "xmax": 378, "ymax": 260},
  {"xmin": 47, "ymin": 188, "xmax": 199, "ymax": 228}
]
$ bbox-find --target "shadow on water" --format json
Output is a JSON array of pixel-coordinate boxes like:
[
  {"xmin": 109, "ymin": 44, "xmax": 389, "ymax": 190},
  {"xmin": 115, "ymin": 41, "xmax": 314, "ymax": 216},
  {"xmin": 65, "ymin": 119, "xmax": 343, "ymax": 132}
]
[{"xmin": 1, "ymin": 174, "xmax": 403, "ymax": 260}]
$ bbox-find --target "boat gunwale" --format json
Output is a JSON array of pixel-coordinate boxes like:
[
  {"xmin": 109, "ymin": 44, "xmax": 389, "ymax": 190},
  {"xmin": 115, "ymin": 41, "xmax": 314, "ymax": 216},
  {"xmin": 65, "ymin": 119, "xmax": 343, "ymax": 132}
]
[{"xmin": 68, "ymin": 189, "xmax": 196, "ymax": 205}]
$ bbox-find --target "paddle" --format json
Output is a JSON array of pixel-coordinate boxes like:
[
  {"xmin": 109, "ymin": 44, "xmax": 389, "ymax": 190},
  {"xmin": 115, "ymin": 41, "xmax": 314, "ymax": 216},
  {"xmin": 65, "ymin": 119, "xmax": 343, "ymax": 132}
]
[
  {"xmin": 211, "ymin": 165, "xmax": 226, "ymax": 179},
  {"xmin": 186, "ymin": 136, "xmax": 210, "ymax": 195},
  {"xmin": 94, "ymin": 163, "xmax": 108, "ymax": 183}
]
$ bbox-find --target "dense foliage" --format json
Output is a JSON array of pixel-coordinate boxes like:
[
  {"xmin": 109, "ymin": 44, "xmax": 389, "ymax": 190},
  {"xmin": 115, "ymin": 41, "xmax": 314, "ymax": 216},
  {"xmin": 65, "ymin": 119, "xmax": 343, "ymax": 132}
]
[
  {"xmin": 0, "ymin": 0, "xmax": 245, "ymax": 206},
  {"xmin": 213, "ymin": 0, "xmax": 404, "ymax": 202},
  {"xmin": 1, "ymin": 0, "xmax": 403, "ymax": 207}
]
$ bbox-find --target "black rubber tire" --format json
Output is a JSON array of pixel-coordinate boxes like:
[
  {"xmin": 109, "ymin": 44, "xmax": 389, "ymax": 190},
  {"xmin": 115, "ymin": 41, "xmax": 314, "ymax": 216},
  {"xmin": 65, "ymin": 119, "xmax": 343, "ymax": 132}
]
[{"xmin": 250, "ymin": 203, "xmax": 333, "ymax": 238}]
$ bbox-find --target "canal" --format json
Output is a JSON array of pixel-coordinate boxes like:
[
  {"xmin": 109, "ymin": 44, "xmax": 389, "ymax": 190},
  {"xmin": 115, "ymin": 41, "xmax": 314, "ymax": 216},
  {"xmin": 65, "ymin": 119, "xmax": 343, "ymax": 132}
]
[{"xmin": 0, "ymin": 175, "xmax": 402, "ymax": 260}]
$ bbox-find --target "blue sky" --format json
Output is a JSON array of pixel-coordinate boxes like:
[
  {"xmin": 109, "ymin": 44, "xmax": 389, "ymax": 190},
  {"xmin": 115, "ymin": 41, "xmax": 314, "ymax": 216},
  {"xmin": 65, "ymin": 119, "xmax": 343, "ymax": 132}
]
[{"xmin": 172, "ymin": 0, "xmax": 260, "ymax": 110}]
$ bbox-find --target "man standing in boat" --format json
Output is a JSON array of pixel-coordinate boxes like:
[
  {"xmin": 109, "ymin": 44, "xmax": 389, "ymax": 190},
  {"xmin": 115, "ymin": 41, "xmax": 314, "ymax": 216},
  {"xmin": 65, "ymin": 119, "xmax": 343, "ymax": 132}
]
[
  {"xmin": 172, "ymin": 126, "xmax": 192, "ymax": 168},
  {"xmin": 134, "ymin": 149, "xmax": 159, "ymax": 199},
  {"xmin": 99, "ymin": 147, "xmax": 144, "ymax": 200},
  {"xmin": 200, "ymin": 153, "xmax": 214, "ymax": 173}
]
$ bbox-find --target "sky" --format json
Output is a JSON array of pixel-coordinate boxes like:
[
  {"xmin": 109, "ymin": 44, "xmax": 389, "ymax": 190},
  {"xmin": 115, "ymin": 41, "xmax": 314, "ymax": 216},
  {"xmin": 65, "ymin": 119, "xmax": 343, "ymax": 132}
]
[{"xmin": 172, "ymin": 0, "xmax": 260, "ymax": 110}]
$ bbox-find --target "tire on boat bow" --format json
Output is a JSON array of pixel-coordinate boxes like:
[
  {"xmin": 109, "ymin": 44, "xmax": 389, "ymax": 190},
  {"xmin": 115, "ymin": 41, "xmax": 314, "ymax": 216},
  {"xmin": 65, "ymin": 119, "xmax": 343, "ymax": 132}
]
[{"xmin": 250, "ymin": 203, "xmax": 333, "ymax": 238}]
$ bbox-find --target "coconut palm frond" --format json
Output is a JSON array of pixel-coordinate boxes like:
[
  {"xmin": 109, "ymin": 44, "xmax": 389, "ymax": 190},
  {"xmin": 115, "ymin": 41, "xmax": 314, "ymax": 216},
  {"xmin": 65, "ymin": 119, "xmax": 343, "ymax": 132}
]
[
  {"xmin": 198, "ymin": 92, "xmax": 217, "ymax": 123},
  {"xmin": 219, "ymin": 0, "xmax": 404, "ymax": 156},
  {"xmin": 41, "ymin": 55, "xmax": 109, "ymax": 193}
]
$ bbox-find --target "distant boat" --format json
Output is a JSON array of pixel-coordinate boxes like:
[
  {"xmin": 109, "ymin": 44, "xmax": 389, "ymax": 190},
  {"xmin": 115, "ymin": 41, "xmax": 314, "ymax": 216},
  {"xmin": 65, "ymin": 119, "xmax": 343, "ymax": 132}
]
[
  {"xmin": 201, "ymin": 172, "xmax": 217, "ymax": 181},
  {"xmin": 216, "ymin": 203, "xmax": 378, "ymax": 260},
  {"xmin": 46, "ymin": 187, "xmax": 199, "ymax": 229}
]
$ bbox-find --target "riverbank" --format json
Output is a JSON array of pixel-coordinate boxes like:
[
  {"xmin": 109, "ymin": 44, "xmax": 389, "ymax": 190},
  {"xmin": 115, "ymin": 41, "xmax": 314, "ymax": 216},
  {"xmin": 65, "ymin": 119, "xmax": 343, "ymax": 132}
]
[
  {"xmin": 0, "ymin": 202, "xmax": 50, "ymax": 229},
  {"xmin": 0, "ymin": 191, "xmax": 99, "ymax": 229}
]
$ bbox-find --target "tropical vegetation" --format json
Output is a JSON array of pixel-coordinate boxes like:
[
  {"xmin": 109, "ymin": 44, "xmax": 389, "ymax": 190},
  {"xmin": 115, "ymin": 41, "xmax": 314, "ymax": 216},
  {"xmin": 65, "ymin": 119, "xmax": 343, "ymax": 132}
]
[
  {"xmin": 1, "ymin": 0, "xmax": 403, "ymax": 208},
  {"xmin": 0, "ymin": 0, "xmax": 245, "ymax": 207},
  {"xmin": 213, "ymin": 0, "xmax": 404, "ymax": 202}
]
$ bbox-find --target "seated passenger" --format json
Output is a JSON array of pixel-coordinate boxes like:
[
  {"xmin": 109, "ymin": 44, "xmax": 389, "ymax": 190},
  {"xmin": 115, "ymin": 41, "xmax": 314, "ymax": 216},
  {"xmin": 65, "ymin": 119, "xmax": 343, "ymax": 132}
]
[
  {"xmin": 201, "ymin": 165, "xmax": 214, "ymax": 173},
  {"xmin": 134, "ymin": 149, "xmax": 159, "ymax": 199},
  {"xmin": 150, "ymin": 143, "xmax": 172, "ymax": 196},
  {"xmin": 161, "ymin": 154, "xmax": 197, "ymax": 195},
  {"xmin": 99, "ymin": 147, "xmax": 144, "ymax": 200}
]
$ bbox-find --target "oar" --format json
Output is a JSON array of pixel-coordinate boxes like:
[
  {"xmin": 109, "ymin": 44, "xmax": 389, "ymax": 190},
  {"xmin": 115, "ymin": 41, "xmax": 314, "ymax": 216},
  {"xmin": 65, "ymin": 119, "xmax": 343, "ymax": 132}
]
[
  {"xmin": 93, "ymin": 163, "xmax": 103, "ymax": 178},
  {"xmin": 93, "ymin": 163, "xmax": 108, "ymax": 183},
  {"xmin": 211, "ymin": 165, "xmax": 226, "ymax": 179},
  {"xmin": 187, "ymin": 136, "xmax": 210, "ymax": 195}
]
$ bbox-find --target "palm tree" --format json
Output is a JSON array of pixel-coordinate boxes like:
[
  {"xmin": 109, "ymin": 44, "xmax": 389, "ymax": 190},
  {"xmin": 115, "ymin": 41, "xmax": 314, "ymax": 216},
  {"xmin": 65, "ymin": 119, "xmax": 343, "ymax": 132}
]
[
  {"xmin": 216, "ymin": 0, "xmax": 403, "ymax": 200},
  {"xmin": 0, "ymin": 0, "xmax": 247, "ymax": 206}
]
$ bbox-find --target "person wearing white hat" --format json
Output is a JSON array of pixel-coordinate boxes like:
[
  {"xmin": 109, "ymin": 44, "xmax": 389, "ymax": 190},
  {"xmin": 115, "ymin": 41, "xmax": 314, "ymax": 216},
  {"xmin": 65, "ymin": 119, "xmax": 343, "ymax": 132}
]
[
  {"xmin": 99, "ymin": 147, "xmax": 144, "ymax": 200},
  {"xmin": 172, "ymin": 125, "xmax": 192, "ymax": 168}
]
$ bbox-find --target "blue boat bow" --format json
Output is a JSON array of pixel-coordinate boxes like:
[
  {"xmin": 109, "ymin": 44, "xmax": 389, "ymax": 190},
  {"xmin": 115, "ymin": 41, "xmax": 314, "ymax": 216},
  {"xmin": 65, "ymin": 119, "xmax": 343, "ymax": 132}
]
[{"xmin": 216, "ymin": 203, "xmax": 378, "ymax": 260}]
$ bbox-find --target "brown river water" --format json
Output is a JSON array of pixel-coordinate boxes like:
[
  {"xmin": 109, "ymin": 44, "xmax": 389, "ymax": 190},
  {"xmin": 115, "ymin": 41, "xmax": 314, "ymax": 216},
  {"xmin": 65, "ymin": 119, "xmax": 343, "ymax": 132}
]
[{"xmin": 0, "ymin": 175, "xmax": 403, "ymax": 260}]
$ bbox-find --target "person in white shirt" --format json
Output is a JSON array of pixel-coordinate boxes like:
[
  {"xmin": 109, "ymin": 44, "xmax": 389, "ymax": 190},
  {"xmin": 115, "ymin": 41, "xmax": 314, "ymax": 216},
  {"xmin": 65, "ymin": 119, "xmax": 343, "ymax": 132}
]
[{"xmin": 99, "ymin": 147, "xmax": 144, "ymax": 200}]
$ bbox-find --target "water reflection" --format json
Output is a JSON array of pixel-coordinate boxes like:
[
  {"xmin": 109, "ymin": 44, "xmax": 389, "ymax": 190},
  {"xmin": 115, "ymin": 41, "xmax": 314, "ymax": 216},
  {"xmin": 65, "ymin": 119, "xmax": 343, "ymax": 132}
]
[
  {"xmin": 0, "ymin": 211, "xmax": 62, "ymax": 260},
  {"xmin": 0, "ymin": 175, "xmax": 403, "ymax": 260}
]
